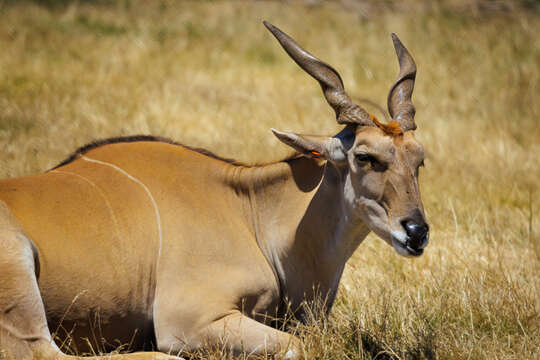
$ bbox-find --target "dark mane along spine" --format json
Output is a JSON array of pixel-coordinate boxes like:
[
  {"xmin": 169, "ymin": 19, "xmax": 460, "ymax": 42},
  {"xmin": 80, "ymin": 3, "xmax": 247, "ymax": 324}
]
[{"xmin": 49, "ymin": 135, "xmax": 301, "ymax": 171}]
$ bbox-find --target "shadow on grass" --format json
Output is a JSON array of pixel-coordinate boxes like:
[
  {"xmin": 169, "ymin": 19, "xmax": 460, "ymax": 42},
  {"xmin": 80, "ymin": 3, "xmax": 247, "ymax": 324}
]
[{"xmin": 354, "ymin": 331, "xmax": 435, "ymax": 360}]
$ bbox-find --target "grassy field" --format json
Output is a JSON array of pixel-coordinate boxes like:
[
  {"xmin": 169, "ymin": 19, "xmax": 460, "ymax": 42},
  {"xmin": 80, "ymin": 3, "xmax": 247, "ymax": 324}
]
[{"xmin": 0, "ymin": 0, "xmax": 539, "ymax": 359}]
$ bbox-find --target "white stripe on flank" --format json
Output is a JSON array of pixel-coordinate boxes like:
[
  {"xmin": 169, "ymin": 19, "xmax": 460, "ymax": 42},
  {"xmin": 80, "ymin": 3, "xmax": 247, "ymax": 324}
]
[
  {"xmin": 81, "ymin": 156, "xmax": 163, "ymax": 266},
  {"xmin": 52, "ymin": 170, "xmax": 122, "ymax": 243}
]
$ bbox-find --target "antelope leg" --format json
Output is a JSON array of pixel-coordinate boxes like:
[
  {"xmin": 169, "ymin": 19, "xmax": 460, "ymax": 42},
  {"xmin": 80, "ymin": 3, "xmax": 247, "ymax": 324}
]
[{"xmin": 203, "ymin": 312, "xmax": 303, "ymax": 359}]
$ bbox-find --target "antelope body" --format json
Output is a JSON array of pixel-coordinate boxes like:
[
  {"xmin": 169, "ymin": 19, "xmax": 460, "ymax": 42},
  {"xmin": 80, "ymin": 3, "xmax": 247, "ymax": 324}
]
[{"xmin": 0, "ymin": 23, "xmax": 429, "ymax": 359}]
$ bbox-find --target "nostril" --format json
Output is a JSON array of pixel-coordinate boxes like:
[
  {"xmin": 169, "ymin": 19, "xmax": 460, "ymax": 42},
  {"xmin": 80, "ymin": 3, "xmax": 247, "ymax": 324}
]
[{"xmin": 401, "ymin": 220, "xmax": 408, "ymax": 233}]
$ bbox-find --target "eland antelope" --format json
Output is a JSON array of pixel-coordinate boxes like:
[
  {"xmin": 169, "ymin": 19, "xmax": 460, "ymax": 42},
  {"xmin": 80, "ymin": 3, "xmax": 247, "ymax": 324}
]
[{"xmin": 0, "ymin": 22, "xmax": 429, "ymax": 359}]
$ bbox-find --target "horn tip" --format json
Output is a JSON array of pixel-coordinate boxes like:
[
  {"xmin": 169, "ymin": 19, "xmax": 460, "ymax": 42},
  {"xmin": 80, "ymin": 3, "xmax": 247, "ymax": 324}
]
[
  {"xmin": 263, "ymin": 20, "xmax": 284, "ymax": 39},
  {"xmin": 263, "ymin": 20, "xmax": 275, "ymax": 32},
  {"xmin": 391, "ymin": 33, "xmax": 404, "ymax": 50}
]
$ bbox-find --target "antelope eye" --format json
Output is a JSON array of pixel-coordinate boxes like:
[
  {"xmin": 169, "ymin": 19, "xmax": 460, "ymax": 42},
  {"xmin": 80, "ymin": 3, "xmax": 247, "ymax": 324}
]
[
  {"xmin": 355, "ymin": 153, "xmax": 378, "ymax": 164},
  {"xmin": 419, "ymin": 160, "xmax": 425, "ymax": 167}
]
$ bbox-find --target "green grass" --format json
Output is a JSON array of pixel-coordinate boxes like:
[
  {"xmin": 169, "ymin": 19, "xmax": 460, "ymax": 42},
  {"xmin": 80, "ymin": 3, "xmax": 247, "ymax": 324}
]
[{"xmin": 0, "ymin": 0, "xmax": 538, "ymax": 359}]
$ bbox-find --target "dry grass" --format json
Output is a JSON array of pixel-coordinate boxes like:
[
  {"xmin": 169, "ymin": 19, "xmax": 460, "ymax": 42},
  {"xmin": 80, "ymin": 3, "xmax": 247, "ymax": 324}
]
[{"xmin": 0, "ymin": 0, "xmax": 539, "ymax": 359}]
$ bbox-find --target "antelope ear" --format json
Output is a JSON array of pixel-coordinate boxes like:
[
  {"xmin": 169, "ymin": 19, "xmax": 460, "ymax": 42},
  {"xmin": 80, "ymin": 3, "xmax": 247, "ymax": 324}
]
[{"xmin": 271, "ymin": 128, "xmax": 348, "ymax": 162}]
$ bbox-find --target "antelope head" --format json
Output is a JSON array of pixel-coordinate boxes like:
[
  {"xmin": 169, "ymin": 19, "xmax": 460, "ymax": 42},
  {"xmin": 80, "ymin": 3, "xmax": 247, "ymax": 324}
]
[{"xmin": 265, "ymin": 22, "xmax": 429, "ymax": 257}]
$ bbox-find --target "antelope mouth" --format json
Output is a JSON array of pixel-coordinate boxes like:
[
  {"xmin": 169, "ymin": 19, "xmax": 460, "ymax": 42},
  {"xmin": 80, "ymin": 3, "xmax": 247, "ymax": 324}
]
[
  {"xmin": 391, "ymin": 234, "xmax": 424, "ymax": 257},
  {"xmin": 405, "ymin": 244, "xmax": 424, "ymax": 256}
]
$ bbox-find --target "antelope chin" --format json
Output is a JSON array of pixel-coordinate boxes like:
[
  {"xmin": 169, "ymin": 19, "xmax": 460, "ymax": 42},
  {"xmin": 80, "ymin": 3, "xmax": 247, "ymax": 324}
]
[{"xmin": 391, "ymin": 231, "xmax": 424, "ymax": 257}]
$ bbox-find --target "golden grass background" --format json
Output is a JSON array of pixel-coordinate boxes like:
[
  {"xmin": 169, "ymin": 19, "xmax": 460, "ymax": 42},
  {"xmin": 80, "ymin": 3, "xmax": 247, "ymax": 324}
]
[{"xmin": 0, "ymin": 0, "xmax": 538, "ymax": 359}]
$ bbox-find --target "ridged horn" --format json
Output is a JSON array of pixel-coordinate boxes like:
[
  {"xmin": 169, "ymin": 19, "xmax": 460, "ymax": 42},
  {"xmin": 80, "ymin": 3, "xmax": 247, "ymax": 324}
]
[
  {"xmin": 387, "ymin": 34, "xmax": 417, "ymax": 131},
  {"xmin": 263, "ymin": 21, "xmax": 373, "ymax": 126}
]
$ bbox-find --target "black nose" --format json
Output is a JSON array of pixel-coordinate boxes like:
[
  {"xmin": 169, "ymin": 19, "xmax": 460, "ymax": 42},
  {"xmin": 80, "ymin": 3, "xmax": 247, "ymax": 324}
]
[{"xmin": 402, "ymin": 219, "xmax": 429, "ymax": 249}]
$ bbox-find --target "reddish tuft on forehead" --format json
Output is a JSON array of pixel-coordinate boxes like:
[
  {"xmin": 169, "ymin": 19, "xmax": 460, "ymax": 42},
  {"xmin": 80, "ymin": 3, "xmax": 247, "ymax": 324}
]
[{"xmin": 370, "ymin": 114, "xmax": 404, "ymax": 137}]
